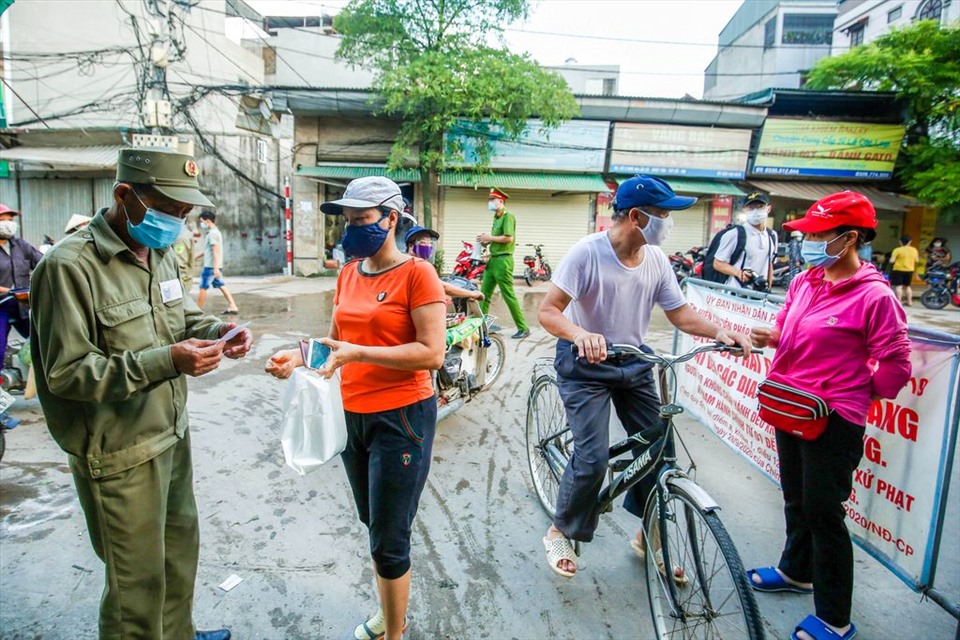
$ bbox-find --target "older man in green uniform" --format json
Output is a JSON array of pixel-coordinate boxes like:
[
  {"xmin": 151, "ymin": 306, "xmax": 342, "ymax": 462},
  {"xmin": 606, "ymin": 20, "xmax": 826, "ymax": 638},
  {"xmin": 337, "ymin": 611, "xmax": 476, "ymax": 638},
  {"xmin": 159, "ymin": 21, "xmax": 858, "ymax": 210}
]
[
  {"xmin": 30, "ymin": 148, "xmax": 252, "ymax": 640},
  {"xmin": 477, "ymin": 188, "xmax": 530, "ymax": 339}
]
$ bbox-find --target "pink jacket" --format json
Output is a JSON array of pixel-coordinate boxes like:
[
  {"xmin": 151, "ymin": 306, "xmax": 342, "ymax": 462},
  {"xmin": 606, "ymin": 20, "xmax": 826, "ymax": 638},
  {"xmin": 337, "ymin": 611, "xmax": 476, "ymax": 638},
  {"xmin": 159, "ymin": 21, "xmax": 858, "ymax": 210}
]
[{"xmin": 768, "ymin": 262, "xmax": 911, "ymax": 425}]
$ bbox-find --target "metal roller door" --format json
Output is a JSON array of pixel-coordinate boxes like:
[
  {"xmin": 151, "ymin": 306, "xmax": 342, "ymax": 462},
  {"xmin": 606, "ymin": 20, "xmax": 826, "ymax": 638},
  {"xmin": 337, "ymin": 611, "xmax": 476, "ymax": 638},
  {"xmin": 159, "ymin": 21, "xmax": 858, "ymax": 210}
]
[{"xmin": 440, "ymin": 188, "xmax": 592, "ymax": 276}]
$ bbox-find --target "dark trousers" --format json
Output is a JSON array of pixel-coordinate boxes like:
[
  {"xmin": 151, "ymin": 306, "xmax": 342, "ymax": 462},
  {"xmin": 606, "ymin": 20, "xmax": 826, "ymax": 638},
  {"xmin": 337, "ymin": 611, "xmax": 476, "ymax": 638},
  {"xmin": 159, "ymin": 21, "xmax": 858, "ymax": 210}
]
[
  {"xmin": 0, "ymin": 296, "xmax": 29, "ymax": 367},
  {"xmin": 553, "ymin": 340, "xmax": 662, "ymax": 542},
  {"xmin": 776, "ymin": 412, "xmax": 865, "ymax": 628},
  {"xmin": 341, "ymin": 396, "xmax": 437, "ymax": 580}
]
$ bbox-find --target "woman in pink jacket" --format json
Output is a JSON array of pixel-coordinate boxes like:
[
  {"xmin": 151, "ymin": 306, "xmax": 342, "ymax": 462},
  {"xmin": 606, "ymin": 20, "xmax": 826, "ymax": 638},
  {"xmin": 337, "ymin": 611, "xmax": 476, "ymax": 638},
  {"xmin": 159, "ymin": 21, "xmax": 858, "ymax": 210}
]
[{"xmin": 747, "ymin": 191, "xmax": 911, "ymax": 640}]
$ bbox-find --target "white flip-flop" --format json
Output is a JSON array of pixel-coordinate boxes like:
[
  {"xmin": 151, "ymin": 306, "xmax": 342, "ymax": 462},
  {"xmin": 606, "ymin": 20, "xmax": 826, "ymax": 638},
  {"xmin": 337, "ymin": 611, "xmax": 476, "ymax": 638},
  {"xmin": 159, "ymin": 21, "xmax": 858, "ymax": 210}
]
[{"xmin": 543, "ymin": 535, "xmax": 578, "ymax": 578}]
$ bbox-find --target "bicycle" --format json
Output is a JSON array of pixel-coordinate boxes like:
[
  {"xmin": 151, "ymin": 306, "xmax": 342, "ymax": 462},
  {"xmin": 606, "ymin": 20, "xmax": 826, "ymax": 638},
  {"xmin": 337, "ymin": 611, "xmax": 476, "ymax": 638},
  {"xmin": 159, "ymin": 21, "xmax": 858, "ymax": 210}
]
[
  {"xmin": 523, "ymin": 244, "xmax": 552, "ymax": 287},
  {"xmin": 525, "ymin": 342, "xmax": 765, "ymax": 639}
]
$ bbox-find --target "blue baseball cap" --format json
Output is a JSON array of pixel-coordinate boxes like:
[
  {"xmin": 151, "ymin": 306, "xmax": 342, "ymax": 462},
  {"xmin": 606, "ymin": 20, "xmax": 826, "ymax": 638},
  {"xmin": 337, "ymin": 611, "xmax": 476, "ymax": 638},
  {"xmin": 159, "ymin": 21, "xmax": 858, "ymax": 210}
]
[
  {"xmin": 404, "ymin": 225, "xmax": 439, "ymax": 246},
  {"xmin": 613, "ymin": 175, "xmax": 698, "ymax": 211}
]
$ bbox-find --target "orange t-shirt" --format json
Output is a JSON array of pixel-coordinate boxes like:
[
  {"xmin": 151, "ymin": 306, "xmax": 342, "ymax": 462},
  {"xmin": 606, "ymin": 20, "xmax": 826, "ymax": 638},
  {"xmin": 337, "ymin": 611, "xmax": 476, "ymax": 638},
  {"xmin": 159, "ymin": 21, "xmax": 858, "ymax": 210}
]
[{"xmin": 334, "ymin": 257, "xmax": 445, "ymax": 413}]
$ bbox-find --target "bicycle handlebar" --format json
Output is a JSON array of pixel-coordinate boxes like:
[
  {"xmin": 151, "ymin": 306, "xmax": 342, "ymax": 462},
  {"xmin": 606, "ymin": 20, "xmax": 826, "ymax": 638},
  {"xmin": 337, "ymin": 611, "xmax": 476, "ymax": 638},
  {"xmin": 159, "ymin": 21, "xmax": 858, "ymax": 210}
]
[{"xmin": 572, "ymin": 342, "xmax": 756, "ymax": 368}]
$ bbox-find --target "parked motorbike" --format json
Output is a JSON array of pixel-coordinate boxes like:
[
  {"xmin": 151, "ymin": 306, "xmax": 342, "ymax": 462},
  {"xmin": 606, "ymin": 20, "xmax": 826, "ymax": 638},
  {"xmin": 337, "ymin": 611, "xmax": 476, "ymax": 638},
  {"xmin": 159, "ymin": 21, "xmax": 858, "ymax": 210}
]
[
  {"xmin": 436, "ymin": 276, "xmax": 506, "ymax": 422},
  {"xmin": 451, "ymin": 241, "xmax": 487, "ymax": 281},
  {"xmin": 670, "ymin": 246, "xmax": 704, "ymax": 283},
  {"xmin": 523, "ymin": 244, "xmax": 552, "ymax": 286},
  {"xmin": 920, "ymin": 262, "xmax": 960, "ymax": 310}
]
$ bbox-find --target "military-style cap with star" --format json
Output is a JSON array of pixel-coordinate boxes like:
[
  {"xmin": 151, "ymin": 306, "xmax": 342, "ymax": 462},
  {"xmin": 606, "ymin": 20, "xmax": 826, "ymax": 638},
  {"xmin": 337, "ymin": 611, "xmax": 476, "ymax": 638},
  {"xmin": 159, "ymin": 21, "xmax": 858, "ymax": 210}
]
[
  {"xmin": 489, "ymin": 188, "xmax": 510, "ymax": 201},
  {"xmin": 116, "ymin": 147, "xmax": 214, "ymax": 207}
]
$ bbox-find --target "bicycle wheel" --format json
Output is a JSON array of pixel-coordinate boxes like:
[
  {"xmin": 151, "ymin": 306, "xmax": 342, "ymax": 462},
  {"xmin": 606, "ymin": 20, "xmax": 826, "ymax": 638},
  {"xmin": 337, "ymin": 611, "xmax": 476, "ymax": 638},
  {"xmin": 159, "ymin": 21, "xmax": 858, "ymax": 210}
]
[
  {"xmin": 524, "ymin": 267, "xmax": 535, "ymax": 287},
  {"xmin": 525, "ymin": 375, "xmax": 571, "ymax": 518},
  {"xmin": 643, "ymin": 485, "xmax": 764, "ymax": 640},
  {"xmin": 480, "ymin": 333, "xmax": 506, "ymax": 390}
]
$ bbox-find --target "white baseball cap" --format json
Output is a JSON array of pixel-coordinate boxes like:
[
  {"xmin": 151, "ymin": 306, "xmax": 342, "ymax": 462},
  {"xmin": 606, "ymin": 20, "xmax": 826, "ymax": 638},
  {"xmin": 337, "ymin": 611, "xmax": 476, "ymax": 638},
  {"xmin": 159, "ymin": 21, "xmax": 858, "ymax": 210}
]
[{"xmin": 320, "ymin": 176, "xmax": 407, "ymax": 216}]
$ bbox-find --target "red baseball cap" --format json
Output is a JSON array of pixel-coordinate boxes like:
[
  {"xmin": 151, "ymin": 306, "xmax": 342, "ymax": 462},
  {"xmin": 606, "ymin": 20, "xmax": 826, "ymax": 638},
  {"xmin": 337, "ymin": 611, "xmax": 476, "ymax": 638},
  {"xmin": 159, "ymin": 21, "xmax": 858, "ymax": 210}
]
[
  {"xmin": 0, "ymin": 204, "xmax": 21, "ymax": 217},
  {"xmin": 784, "ymin": 191, "xmax": 877, "ymax": 234}
]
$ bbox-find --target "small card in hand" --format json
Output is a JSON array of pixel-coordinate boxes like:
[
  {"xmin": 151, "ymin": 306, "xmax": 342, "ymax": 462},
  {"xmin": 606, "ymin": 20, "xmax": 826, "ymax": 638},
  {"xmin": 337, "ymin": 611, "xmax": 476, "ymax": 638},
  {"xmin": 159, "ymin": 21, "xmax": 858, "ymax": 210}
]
[{"xmin": 300, "ymin": 339, "xmax": 331, "ymax": 370}]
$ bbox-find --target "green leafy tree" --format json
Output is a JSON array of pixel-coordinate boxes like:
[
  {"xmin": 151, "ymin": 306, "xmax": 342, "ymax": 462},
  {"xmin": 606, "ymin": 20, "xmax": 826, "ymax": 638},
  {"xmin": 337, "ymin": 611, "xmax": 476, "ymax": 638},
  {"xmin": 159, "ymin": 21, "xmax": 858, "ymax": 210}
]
[
  {"xmin": 334, "ymin": 0, "xmax": 579, "ymax": 227},
  {"xmin": 805, "ymin": 20, "xmax": 960, "ymax": 212}
]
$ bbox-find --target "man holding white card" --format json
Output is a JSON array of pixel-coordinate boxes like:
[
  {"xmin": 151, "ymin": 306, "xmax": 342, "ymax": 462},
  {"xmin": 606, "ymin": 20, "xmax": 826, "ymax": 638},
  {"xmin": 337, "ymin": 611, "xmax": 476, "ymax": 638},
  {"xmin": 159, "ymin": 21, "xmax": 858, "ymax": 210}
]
[{"xmin": 30, "ymin": 147, "xmax": 251, "ymax": 640}]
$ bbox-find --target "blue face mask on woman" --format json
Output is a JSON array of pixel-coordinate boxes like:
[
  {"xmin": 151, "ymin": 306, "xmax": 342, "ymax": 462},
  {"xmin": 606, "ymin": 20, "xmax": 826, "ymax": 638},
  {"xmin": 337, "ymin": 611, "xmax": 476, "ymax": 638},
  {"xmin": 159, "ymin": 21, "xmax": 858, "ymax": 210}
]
[
  {"xmin": 801, "ymin": 233, "xmax": 850, "ymax": 268},
  {"xmin": 125, "ymin": 193, "xmax": 186, "ymax": 249},
  {"xmin": 342, "ymin": 211, "xmax": 391, "ymax": 258}
]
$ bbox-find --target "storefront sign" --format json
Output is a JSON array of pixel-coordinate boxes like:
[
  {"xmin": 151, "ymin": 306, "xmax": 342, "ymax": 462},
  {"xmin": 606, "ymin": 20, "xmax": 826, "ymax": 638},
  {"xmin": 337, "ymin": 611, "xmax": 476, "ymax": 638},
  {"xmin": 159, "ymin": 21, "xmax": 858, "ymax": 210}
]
[
  {"xmin": 446, "ymin": 119, "xmax": 609, "ymax": 172},
  {"xmin": 752, "ymin": 118, "xmax": 905, "ymax": 179},
  {"xmin": 676, "ymin": 281, "xmax": 959, "ymax": 590},
  {"xmin": 709, "ymin": 197, "xmax": 733, "ymax": 235},
  {"xmin": 609, "ymin": 123, "xmax": 751, "ymax": 179}
]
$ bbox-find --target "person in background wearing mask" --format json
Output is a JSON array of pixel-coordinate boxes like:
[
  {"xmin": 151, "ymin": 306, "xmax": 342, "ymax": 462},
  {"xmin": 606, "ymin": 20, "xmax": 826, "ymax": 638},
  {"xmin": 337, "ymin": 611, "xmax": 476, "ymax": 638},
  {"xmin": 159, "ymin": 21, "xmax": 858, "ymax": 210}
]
[
  {"xmin": 787, "ymin": 230, "xmax": 805, "ymax": 287},
  {"xmin": 0, "ymin": 203, "xmax": 43, "ymax": 428},
  {"xmin": 748, "ymin": 191, "xmax": 910, "ymax": 640},
  {"xmin": 925, "ymin": 237, "xmax": 952, "ymax": 269},
  {"xmin": 405, "ymin": 226, "xmax": 484, "ymax": 301},
  {"xmin": 477, "ymin": 188, "xmax": 530, "ymax": 339},
  {"xmin": 196, "ymin": 211, "xmax": 240, "ymax": 315},
  {"xmin": 536, "ymin": 174, "xmax": 752, "ymax": 578},
  {"xmin": 29, "ymin": 148, "xmax": 251, "ymax": 640},
  {"xmin": 888, "ymin": 235, "xmax": 920, "ymax": 307},
  {"xmin": 265, "ymin": 177, "xmax": 445, "ymax": 640},
  {"xmin": 713, "ymin": 192, "xmax": 778, "ymax": 290}
]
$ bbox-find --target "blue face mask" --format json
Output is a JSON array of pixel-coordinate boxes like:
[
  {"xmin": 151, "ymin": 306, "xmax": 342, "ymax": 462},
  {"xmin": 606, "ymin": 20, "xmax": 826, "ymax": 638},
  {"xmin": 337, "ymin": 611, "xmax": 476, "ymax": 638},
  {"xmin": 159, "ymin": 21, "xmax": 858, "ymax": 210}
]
[
  {"xmin": 126, "ymin": 194, "xmax": 186, "ymax": 249},
  {"xmin": 801, "ymin": 233, "xmax": 849, "ymax": 268},
  {"xmin": 342, "ymin": 211, "xmax": 390, "ymax": 258}
]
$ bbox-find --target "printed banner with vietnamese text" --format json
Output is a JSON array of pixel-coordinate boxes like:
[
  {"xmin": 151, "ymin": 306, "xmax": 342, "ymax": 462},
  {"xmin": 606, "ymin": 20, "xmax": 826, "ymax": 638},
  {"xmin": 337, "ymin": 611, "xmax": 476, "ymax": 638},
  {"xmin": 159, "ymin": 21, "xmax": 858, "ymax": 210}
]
[{"xmin": 677, "ymin": 281, "xmax": 960, "ymax": 589}]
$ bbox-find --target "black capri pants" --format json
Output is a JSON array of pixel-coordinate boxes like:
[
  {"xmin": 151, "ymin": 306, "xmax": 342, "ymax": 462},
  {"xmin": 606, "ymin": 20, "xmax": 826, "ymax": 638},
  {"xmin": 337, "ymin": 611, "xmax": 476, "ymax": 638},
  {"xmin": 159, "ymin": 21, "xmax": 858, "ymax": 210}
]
[{"xmin": 341, "ymin": 396, "xmax": 437, "ymax": 580}]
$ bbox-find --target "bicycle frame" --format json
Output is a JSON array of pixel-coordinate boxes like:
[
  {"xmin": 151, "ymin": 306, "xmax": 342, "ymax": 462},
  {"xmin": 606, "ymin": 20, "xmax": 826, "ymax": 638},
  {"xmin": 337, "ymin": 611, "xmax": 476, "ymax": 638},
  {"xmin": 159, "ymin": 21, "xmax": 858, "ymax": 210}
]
[{"xmin": 536, "ymin": 360, "xmax": 693, "ymax": 519}]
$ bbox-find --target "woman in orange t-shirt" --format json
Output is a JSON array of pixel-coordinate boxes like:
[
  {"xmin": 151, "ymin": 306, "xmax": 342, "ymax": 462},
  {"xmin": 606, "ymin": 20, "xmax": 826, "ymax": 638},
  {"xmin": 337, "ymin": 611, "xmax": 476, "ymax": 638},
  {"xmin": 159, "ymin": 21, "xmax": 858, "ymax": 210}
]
[{"xmin": 266, "ymin": 177, "xmax": 446, "ymax": 640}]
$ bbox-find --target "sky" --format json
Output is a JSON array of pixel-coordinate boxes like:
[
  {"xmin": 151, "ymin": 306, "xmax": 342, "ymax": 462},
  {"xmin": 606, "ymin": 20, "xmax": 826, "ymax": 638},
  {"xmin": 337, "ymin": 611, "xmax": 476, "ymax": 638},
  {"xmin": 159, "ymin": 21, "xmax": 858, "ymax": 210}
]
[{"xmin": 245, "ymin": 0, "xmax": 744, "ymax": 99}]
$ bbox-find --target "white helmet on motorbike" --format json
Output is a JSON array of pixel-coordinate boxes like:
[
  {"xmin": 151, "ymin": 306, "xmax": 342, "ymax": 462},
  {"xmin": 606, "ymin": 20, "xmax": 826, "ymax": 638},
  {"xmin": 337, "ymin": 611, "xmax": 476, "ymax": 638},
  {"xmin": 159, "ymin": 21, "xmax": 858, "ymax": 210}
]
[{"xmin": 790, "ymin": 230, "xmax": 803, "ymax": 240}]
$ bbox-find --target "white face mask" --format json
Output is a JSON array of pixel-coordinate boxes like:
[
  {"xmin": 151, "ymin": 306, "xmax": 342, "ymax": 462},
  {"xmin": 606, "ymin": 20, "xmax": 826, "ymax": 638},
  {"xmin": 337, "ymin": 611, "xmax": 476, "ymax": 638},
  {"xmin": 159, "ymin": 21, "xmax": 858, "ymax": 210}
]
[
  {"xmin": 200, "ymin": 221, "xmax": 210, "ymax": 230},
  {"xmin": 487, "ymin": 200, "xmax": 499, "ymax": 212},
  {"xmin": 0, "ymin": 220, "xmax": 18, "ymax": 239},
  {"xmin": 745, "ymin": 209, "xmax": 767, "ymax": 226},
  {"xmin": 638, "ymin": 210, "xmax": 673, "ymax": 246}
]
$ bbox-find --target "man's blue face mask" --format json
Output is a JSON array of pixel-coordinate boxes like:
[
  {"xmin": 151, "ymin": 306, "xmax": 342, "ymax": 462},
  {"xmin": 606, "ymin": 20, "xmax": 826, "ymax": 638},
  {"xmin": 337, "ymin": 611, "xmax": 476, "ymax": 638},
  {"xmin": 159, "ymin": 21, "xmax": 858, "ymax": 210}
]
[{"xmin": 125, "ymin": 192, "xmax": 186, "ymax": 249}]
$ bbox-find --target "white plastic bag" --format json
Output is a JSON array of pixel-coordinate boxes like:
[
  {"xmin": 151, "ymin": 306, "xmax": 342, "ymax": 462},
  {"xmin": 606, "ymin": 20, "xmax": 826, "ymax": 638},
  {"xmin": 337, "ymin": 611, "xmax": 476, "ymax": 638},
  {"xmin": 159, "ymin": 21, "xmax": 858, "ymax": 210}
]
[{"xmin": 280, "ymin": 368, "xmax": 347, "ymax": 475}]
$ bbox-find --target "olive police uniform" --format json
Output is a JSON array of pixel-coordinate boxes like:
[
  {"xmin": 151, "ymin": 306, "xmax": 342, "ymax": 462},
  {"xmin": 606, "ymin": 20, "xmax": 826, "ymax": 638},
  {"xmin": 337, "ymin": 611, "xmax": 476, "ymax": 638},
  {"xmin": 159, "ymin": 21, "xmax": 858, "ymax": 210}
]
[
  {"xmin": 479, "ymin": 188, "xmax": 528, "ymax": 333},
  {"xmin": 30, "ymin": 148, "xmax": 224, "ymax": 639}
]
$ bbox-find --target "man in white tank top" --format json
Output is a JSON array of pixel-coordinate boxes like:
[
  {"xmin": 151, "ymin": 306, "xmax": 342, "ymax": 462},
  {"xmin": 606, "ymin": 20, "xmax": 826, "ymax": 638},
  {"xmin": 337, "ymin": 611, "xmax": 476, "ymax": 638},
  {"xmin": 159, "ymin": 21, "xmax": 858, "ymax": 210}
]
[{"xmin": 537, "ymin": 174, "xmax": 752, "ymax": 578}]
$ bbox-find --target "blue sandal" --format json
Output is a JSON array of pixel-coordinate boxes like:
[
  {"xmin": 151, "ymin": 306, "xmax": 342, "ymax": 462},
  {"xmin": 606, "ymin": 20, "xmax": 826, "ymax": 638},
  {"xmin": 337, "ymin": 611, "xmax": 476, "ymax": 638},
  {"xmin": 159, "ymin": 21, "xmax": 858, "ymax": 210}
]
[
  {"xmin": 791, "ymin": 614, "xmax": 857, "ymax": 640},
  {"xmin": 746, "ymin": 566, "xmax": 814, "ymax": 594}
]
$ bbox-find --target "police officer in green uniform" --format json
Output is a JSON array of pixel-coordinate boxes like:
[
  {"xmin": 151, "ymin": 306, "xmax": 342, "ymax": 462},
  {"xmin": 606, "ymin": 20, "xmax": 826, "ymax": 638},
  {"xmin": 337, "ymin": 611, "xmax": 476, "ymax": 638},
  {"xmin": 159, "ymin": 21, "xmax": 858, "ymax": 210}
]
[
  {"xmin": 477, "ymin": 188, "xmax": 530, "ymax": 339},
  {"xmin": 30, "ymin": 148, "xmax": 252, "ymax": 640}
]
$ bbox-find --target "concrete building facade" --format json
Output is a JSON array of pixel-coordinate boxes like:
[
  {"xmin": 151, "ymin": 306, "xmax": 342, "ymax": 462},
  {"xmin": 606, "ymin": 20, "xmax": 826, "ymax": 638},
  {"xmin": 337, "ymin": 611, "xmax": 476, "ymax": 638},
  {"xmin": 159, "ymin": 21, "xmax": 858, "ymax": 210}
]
[
  {"xmin": 0, "ymin": 0, "xmax": 287, "ymax": 274},
  {"xmin": 832, "ymin": 0, "xmax": 960, "ymax": 54},
  {"xmin": 703, "ymin": 0, "xmax": 838, "ymax": 101}
]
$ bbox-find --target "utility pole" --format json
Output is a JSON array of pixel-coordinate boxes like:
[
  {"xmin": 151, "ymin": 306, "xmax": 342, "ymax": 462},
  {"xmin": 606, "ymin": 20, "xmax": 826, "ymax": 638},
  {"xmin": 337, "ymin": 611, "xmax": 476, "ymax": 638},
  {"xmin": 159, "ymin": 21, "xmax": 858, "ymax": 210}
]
[{"xmin": 140, "ymin": 0, "xmax": 172, "ymax": 135}]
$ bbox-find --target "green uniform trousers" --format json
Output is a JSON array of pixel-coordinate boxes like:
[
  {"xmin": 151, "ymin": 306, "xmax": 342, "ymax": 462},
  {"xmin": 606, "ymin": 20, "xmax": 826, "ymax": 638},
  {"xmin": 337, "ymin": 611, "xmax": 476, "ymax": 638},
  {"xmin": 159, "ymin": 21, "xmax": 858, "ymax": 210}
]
[
  {"xmin": 480, "ymin": 255, "xmax": 528, "ymax": 331},
  {"xmin": 71, "ymin": 431, "xmax": 199, "ymax": 640}
]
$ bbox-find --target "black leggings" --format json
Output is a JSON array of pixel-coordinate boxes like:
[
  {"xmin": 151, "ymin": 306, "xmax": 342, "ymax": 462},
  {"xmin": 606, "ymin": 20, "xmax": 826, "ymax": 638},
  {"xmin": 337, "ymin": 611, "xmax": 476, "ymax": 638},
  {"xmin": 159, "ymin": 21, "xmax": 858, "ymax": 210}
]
[
  {"xmin": 341, "ymin": 396, "xmax": 437, "ymax": 580},
  {"xmin": 776, "ymin": 412, "xmax": 865, "ymax": 627}
]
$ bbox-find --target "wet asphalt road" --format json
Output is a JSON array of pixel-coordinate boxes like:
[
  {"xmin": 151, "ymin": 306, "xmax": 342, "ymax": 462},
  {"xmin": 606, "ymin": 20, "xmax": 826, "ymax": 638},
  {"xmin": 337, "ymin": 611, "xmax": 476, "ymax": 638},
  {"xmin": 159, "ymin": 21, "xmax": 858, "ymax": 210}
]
[{"xmin": 0, "ymin": 277, "xmax": 957, "ymax": 639}]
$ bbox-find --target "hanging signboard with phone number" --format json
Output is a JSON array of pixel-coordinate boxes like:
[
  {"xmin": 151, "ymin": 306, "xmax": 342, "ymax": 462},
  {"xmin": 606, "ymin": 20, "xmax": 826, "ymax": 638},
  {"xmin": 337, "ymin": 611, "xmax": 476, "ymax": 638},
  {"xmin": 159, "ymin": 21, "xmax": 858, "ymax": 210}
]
[{"xmin": 752, "ymin": 118, "xmax": 906, "ymax": 179}]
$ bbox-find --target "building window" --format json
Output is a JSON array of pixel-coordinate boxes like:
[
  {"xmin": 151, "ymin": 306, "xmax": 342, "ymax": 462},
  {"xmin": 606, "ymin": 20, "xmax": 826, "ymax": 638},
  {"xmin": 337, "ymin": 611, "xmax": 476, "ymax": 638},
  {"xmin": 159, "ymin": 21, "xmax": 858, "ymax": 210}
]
[
  {"xmin": 916, "ymin": 0, "xmax": 943, "ymax": 22},
  {"xmin": 764, "ymin": 18, "xmax": 776, "ymax": 49},
  {"xmin": 888, "ymin": 5, "xmax": 903, "ymax": 22},
  {"xmin": 602, "ymin": 78, "xmax": 616, "ymax": 96},
  {"xmin": 782, "ymin": 14, "xmax": 835, "ymax": 45},
  {"xmin": 849, "ymin": 23, "xmax": 865, "ymax": 46}
]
